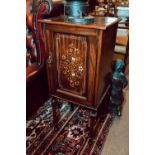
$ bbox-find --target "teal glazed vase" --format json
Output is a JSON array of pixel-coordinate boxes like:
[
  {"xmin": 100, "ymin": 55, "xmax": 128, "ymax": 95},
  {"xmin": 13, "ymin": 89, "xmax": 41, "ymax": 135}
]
[{"xmin": 64, "ymin": 0, "xmax": 94, "ymax": 24}]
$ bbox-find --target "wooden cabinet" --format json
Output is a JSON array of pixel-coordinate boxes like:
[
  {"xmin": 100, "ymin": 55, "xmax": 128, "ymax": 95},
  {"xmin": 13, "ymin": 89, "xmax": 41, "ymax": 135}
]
[{"xmin": 39, "ymin": 16, "xmax": 119, "ymax": 111}]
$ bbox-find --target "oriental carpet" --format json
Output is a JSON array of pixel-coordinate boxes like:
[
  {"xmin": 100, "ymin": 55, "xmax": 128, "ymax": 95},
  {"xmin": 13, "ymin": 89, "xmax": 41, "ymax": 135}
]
[{"xmin": 26, "ymin": 98, "xmax": 114, "ymax": 155}]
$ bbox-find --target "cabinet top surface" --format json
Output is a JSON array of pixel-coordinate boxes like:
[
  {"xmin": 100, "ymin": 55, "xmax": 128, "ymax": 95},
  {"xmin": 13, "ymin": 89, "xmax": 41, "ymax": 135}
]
[{"xmin": 39, "ymin": 16, "xmax": 119, "ymax": 30}]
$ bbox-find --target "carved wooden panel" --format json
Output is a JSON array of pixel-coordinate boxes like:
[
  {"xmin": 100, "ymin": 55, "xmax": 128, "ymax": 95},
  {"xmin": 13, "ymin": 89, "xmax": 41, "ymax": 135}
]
[{"xmin": 55, "ymin": 33, "xmax": 87, "ymax": 95}]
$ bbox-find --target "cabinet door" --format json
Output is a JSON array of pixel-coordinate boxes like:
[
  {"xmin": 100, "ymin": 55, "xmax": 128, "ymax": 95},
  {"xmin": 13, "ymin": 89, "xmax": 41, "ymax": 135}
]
[
  {"xmin": 55, "ymin": 33, "xmax": 87, "ymax": 95},
  {"xmin": 45, "ymin": 30, "xmax": 97, "ymax": 107}
]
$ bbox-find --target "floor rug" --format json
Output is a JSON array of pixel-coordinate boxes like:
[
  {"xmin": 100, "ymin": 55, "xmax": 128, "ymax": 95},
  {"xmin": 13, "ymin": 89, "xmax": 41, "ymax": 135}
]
[{"xmin": 26, "ymin": 98, "xmax": 114, "ymax": 155}]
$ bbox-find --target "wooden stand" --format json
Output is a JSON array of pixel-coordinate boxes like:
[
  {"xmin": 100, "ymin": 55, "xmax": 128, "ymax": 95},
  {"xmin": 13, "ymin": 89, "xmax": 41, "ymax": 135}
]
[{"xmin": 39, "ymin": 16, "xmax": 119, "ymax": 135}]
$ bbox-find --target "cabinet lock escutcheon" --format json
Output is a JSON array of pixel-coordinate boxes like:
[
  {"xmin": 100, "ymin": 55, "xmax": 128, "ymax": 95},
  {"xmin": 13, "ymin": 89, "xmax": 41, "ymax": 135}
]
[{"xmin": 47, "ymin": 52, "xmax": 53, "ymax": 64}]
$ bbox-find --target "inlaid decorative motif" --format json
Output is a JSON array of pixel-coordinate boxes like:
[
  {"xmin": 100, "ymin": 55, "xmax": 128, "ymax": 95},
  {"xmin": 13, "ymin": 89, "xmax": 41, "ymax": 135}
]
[{"xmin": 60, "ymin": 43, "xmax": 84, "ymax": 87}]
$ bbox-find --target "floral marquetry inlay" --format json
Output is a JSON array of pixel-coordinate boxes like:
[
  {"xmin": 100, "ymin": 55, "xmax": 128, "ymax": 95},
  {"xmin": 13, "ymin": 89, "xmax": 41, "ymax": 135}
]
[{"xmin": 60, "ymin": 43, "xmax": 84, "ymax": 87}]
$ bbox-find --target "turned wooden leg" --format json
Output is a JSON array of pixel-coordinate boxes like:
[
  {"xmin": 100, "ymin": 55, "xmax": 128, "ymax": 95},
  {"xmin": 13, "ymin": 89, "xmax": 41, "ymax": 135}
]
[
  {"xmin": 90, "ymin": 117, "xmax": 95, "ymax": 138},
  {"xmin": 52, "ymin": 98, "xmax": 60, "ymax": 129},
  {"xmin": 70, "ymin": 104, "xmax": 74, "ymax": 111},
  {"xmin": 89, "ymin": 111, "xmax": 97, "ymax": 139}
]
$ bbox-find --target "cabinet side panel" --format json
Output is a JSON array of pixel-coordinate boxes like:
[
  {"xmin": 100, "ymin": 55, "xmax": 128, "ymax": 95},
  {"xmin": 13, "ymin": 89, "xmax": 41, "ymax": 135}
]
[{"xmin": 96, "ymin": 24, "xmax": 118, "ymax": 105}]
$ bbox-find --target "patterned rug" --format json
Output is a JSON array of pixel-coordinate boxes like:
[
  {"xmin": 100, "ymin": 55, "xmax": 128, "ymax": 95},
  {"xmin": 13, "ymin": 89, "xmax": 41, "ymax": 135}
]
[{"xmin": 26, "ymin": 98, "xmax": 114, "ymax": 155}]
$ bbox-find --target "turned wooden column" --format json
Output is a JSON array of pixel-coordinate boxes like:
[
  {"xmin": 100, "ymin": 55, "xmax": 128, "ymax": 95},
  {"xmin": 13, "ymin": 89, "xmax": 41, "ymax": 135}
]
[{"xmin": 52, "ymin": 98, "xmax": 60, "ymax": 128}]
